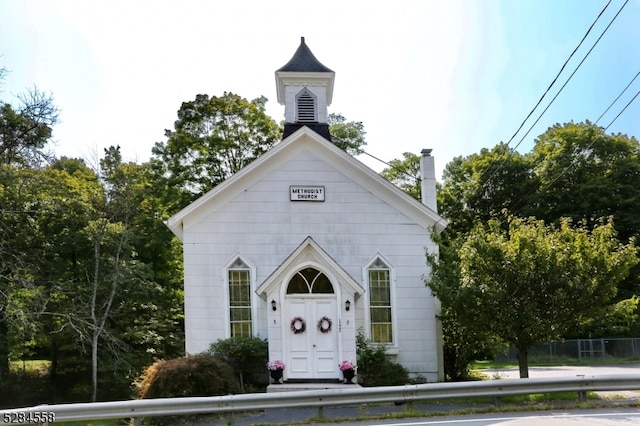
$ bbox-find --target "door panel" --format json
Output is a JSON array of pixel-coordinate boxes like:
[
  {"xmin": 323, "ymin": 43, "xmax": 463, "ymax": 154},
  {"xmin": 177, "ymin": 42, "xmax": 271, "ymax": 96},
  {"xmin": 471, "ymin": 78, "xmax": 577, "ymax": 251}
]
[
  {"xmin": 314, "ymin": 299, "xmax": 337, "ymax": 376},
  {"xmin": 288, "ymin": 300, "xmax": 311, "ymax": 375},
  {"xmin": 286, "ymin": 297, "xmax": 338, "ymax": 379}
]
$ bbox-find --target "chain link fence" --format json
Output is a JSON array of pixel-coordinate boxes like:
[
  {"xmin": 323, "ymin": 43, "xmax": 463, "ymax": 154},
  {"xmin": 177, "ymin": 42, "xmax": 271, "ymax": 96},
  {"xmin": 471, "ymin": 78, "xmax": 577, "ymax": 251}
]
[{"xmin": 497, "ymin": 338, "xmax": 640, "ymax": 363}]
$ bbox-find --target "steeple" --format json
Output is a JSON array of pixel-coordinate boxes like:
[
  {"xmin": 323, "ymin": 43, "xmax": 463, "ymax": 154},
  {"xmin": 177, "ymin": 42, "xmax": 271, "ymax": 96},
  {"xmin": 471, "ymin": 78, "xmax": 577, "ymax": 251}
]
[{"xmin": 276, "ymin": 37, "xmax": 335, "ymax": 140}]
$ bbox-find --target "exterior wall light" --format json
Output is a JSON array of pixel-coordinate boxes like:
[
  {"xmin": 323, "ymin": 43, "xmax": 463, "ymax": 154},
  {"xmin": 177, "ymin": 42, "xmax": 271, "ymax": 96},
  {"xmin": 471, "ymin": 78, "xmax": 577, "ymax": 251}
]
[
  {"xmin": 345, "ymin": 299, "xmax": 351, "ymax": 311},
  {"xmin": 271, "ymin": 299, "xmax": 277, "ymax": 311}
]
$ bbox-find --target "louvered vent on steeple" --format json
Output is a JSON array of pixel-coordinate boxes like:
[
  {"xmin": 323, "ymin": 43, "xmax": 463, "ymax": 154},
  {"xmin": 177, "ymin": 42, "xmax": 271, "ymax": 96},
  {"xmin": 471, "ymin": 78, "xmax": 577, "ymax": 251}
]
[
  {"xmin": 296, "ymin": 88, "xmax": 317, "ymax": 122},
  {"xmin": 276, "ymin": 37, "xmax": 334, "ymax": 140}
]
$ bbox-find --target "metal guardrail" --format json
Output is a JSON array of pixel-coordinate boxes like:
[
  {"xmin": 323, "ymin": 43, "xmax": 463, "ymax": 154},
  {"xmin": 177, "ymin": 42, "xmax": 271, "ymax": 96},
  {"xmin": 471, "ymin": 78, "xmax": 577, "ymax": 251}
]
[{"xmin": 2, "ymin": 374, "xmax": 640, "ymax": 424}]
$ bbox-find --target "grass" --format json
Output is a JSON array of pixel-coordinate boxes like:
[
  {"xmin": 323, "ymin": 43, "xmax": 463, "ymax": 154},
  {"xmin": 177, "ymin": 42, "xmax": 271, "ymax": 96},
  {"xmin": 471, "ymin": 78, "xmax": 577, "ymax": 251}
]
[
  {"xmin": 53, "ymin": 422, "xmax": 123, "ymax": 426},
  {"xmin": 9, "ymin": 359, "xmax": 51, "ymax": 373}
]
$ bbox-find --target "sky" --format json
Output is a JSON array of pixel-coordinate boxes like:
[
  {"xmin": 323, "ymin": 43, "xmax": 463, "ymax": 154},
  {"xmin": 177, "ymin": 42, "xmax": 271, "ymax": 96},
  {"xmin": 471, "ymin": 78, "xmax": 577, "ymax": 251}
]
[{"xmin": 1, "ymin": 0, "xmax": 639, "ymax": 180}]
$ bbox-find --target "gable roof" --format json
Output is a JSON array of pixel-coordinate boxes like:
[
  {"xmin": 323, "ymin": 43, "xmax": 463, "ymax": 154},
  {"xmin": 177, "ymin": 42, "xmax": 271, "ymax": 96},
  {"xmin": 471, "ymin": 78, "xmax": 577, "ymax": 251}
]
[
  {"xmin": 165, "ymin": 126, "xmax": 448, "ymax": 241},
  {"xmin": 256, "ymin": 236, "xmax": 364, "ymax": 298}
]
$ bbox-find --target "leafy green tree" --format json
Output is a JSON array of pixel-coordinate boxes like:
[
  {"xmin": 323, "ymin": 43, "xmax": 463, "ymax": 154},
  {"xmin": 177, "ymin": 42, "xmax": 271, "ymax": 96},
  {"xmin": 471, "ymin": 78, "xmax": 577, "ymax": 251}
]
[
  {"xmin": 529, "ymin": 122, "xmax": 640, "ymax": 241},
  {"xmin": 327, "ymin": 112, "xmax": 367, "ymax": 155},
  {"xmin": 438, "ymin": 143, "xmax": 537, "ymax": 237},
  {"xmin": 425, "ymin": 234, "xmax": 503, "ymax": 380},
  {"xmin": 380, "ymin": 152, "xmax": 421, "ymax": 201},
  {"xmin": 0, "ymin": 89, "xmax": 58, "ymax": 167},
  {"xmin": 151, "ymin": 92, "xmax": 281, "ymax": 204},
  {"xmin": 528, "ymin": 122, "xmax": 640, "ymax": 307},
  {"xmin": 427, "ymin": 216, "xmax": 638, "ymax": 378},
  {"xmin": 0, "ymin": 85, "xmax": 58, "ymax": 379}
]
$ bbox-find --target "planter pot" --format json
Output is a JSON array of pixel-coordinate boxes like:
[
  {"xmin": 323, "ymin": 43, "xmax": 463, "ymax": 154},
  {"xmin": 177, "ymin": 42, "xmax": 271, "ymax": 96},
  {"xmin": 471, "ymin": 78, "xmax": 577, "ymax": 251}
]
[
  {"xmin": 269, "ymin": 369, "xmax": 283, "ymax": 384},
  {"xmin": 342, "ymin": 369, "xmax": 355, "ymax": 384}
]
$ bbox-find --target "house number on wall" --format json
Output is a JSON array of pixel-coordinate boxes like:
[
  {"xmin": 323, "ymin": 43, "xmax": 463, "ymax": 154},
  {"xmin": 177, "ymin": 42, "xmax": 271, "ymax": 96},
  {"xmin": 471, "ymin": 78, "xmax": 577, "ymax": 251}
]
[{"xmin": 290, "ymin": 185, "xmax": 325, "ymax": 201}]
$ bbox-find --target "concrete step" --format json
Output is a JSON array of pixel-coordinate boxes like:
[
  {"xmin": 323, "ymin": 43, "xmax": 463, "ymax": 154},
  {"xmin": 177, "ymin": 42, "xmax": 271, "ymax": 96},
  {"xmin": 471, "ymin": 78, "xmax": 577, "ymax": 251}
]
[{"xmin": 267, "ymin": 381, "xmax": 361, "ymax": 393}]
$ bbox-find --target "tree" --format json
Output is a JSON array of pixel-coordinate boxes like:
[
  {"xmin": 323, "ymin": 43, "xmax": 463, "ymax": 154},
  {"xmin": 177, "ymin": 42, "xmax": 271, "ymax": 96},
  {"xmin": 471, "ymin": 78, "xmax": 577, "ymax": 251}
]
[
  {"xmin": 327, "ymin": 113, "xmax": 367, "ymax": 155},
  {"xmin": 380, "ymin": 152, "xmax": 421, "ymax": 201},
  {"xmin": 529, "ymin": 122, "xmax": 640, "ymax": 241},
  {"xmin": 427, "ymin": 216, "xmax": 638, "ymax": 378},
  {"xmin": 0, "ymin": 84, "xmax": 58, "ymax": 379},
  {"xmin": 425, "ymin": 233, "xmax": 503, "ymax": 380},
  {"xmin": 438, "ymin": 143, "xmax": 538, "ymax": 237},
  {"xmin": 151, "ymin": 92, "xmax": 281, "ymax": 203},
  {"xmin": 0, "ymin": 88, "xmax": 58, "ymax": 167}
]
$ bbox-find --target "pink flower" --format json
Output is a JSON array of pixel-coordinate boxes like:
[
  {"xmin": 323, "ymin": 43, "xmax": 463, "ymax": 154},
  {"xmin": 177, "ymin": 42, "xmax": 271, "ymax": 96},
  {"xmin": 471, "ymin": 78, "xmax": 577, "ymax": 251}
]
[
  {"xmin": 266, "ymin": 360, "xmax": 286, "ymax": 371},
  {"xmin": 339, "ymin": 360, "xmax": 356, "ymax": 371}
]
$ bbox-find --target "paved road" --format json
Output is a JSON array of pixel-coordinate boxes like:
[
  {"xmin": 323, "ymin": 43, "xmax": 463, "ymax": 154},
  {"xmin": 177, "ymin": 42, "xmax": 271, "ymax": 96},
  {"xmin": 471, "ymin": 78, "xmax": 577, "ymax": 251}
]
[
  {"xmin": 478, "ymin": 363, "xmax": 640, "ymax": 379},
  {"xmin": 330, "ymin": 408, "xmax": 640, "ymax": 425},
  {"xmin": 197, "ymin": 365, "xmax": 640, "ymax": 426}
]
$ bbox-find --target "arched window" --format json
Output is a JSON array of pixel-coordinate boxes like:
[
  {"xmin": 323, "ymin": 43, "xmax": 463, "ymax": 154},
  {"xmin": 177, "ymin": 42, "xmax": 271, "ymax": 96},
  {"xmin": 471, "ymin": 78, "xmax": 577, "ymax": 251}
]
[
  {"xmin": 286, "ymin": 267, "xmax": 333, "ymax": 294},
  {"xmin": 296, "ymin": 88, "xmax": 317, "ymax": 123},
  {"xmin": 368, "ymin": 258, "xmax": 393, "ymax": 343},
  {"xmin": 228, "ymin": 258, "xmax": 252, "ymax": 337}
]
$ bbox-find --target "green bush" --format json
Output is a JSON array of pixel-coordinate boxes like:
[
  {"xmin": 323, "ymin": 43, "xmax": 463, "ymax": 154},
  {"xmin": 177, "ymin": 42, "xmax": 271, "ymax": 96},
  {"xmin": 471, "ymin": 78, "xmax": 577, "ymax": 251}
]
[
  {"xmin": 136, "ymin": 354, "xmax": 240, "ymax": 399},
  {"xmin": 0, "ymin": 370, "xmax": 51, "ymax": 409},
  {"xmin": 356, "ymin": 330, "xmax": 409, "ymax": 386},
  {"xmin": 209, "ymin": 336, "xmax": 268, "ymax": 391}
]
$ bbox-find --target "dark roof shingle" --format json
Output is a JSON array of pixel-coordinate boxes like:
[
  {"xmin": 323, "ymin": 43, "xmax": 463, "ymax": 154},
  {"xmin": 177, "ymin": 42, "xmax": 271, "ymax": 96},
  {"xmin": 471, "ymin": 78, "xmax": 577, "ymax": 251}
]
[{"xmin": 277, "ymin": 37, "xmax": 333, "ymax": 73}]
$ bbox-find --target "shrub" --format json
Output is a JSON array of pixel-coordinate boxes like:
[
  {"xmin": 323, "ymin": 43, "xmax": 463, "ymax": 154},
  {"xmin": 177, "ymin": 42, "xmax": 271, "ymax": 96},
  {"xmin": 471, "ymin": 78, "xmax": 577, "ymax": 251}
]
[
  {"xmin": 136, "ymin": 354, "xmax": 240, "ymax": 399},
  {"xmin": 0, "ymin": 370, "xmax": 51, "ymax": 409},
  {"xmin": 209, "ymin": 336, "xmax": 268, "ymax": 391},
  {"xmin": 356, "ymin": 330, "xmax": 409, "ymax": 386}
]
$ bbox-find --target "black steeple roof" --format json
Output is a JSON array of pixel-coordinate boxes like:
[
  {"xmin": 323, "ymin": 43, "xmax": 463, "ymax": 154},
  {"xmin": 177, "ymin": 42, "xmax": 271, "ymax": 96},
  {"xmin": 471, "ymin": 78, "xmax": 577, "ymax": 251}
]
[{"xmin": 277, "ymin": 37, "xmax": 334, "ymax": 73}]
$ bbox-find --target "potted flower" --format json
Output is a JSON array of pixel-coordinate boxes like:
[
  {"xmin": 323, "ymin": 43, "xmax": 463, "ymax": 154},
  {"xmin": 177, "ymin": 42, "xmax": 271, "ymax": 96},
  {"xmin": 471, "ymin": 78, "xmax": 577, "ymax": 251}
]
[
  {"xmin": 339, "ymin": 360, "xmax": 357, "ymax": 384},
  {"xmin": 266, "ymin": 360, "xmax": 286, "ymax": 384}
]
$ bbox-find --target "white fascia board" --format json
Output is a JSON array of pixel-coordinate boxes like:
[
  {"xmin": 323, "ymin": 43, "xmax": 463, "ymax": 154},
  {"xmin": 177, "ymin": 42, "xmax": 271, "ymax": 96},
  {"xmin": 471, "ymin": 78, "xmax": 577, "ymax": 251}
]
[
  {"xmin": 256, "ymin": 236, "xmax": 364, "ymax": 298},
  {"xmin": 165, "ymin": 126, "xmax": 448, "ymax": 241},
  {"xmin": 275, "ymin": 71, "xmax": 335, "ymax": 105}
]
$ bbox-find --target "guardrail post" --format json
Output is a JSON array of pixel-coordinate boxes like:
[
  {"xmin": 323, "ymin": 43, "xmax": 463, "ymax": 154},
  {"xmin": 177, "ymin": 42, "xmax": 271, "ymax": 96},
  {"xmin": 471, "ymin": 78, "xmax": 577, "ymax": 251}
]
[
  {"xmin": 131, "ymin": 417, "xmax": 142, "ymax": 426},
  {"xmin": 317, "ymin": 405, "xmax": 324, "ymax": 419},
  {"xmin": 576, "ymin": 375, "xmax": 586, "ymax": 402}
]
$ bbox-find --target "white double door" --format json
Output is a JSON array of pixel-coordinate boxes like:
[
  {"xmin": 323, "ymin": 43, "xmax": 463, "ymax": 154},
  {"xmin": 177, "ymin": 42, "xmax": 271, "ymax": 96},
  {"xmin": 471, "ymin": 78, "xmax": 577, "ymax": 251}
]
[{"xmin": 286, "ymin": 296, "xmax": 338, "ymax": 379}]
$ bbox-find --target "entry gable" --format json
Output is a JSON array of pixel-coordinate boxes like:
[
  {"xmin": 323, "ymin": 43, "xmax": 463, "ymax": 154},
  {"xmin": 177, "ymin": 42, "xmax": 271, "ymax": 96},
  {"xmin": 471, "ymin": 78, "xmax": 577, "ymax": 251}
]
[{"xmin": 256, "ymin": 236, "xmax": 364, "ymax": 299}]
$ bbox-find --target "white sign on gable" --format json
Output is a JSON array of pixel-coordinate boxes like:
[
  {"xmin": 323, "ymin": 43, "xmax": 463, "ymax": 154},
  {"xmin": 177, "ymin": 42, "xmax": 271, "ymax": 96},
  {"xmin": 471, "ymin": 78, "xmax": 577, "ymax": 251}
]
[{"xmin": 290, "ymin": 185, "xmax": 325, "ymax": 201}]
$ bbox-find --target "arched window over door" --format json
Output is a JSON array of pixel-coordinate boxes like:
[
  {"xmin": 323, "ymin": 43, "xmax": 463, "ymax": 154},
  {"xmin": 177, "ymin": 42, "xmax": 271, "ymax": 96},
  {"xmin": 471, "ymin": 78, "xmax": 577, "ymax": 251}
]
[{"xmin": 286, "ymin": 267, "xmax": 334, "ymax": 294}]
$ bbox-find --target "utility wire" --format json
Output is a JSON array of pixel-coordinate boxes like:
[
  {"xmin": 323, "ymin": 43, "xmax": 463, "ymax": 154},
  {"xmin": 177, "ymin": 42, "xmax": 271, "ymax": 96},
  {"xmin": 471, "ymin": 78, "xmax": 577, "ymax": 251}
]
[
  {"xmin": 360, "ymin": 150, "xmax": 419, "ymax": 181},
  {"xmin": 509, "ymin": 0, "xmax": 629, "ymax": 153},
  {"xmin": 503, "ymin": 0, "xmax": 612, "ymax": 150},
  {"xmin": 481, "ymin": 0, "xmax": 629, "ymax": 192},
  {"xmin": 604, "ymin": 88, "xmax": 640, "ymax": 131},
  {"xmin": 595, "ymin": 71, "xmax": 640, "ymax": 124},
  {"xmin": 510, "ymin": 70, "xmax": 640, "ymax": 217}
]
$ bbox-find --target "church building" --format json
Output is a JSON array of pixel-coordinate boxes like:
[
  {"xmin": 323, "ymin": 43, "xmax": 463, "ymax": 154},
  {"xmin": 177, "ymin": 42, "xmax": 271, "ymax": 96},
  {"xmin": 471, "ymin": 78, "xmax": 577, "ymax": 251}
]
[{"xmin": 166, "ymin": 37, "xmax": 447, "ymax": 383}]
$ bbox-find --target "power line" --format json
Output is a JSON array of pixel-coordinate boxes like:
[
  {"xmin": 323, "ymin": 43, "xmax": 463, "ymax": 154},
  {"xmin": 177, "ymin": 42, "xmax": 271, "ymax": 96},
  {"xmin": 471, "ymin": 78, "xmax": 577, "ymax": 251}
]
[
  {"xmin": 501, "ymin": 0, "xmax": 612, "ymax": 152},
  {"xmin": 509, "ymin": 67, "xmax": 640, "ymax": 216},
  {"xmin": 604, "ymin": 88, "xmax": 640, "ymax": 131},
  {"xmin": 360, "ymin": 150, "xmax": 419, "ymax": 181},
  {"xmin": 481, "ymin": 0, "xmax": 629, "ymax": 191},
  {"xmin": 595, "ymin": 71, "xmax": 640, "ymax": 124},
  {"xmin": 478, "ymin": 0, "xmax": 613, "ymax": 186}
]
